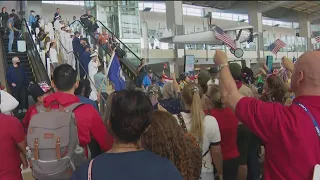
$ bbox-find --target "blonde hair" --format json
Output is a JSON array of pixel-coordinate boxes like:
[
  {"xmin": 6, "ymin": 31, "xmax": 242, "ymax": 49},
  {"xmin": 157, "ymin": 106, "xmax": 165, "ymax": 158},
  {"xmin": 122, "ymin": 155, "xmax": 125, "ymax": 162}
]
[
  {"xmin": 182, "ymin": 82, "xmax": 204, "ymax": 145},
  {"xmin": 163, "ymin": 82, "xmax": 179, "ymax": 99},
  {"xmin": 207, "ymin": 84, "xmax": 224, "ymax": 109}
]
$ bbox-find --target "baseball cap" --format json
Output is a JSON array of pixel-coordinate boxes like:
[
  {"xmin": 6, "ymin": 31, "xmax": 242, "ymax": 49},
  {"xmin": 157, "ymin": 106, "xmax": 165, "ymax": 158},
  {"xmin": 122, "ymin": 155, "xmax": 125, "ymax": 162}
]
[
  {"xmin": 179, "ymin": 73, "xmax": 186, "ymax": 82},
  {"xmin": 28, "ymin": 82, "xmax": 53, "ymax": 101},
  {"xmin": 229, "ymin": 63, "xmax": 242, "ymax": 80},
  {"xmin": 74, "ymin": 31, "xmax": 80, "ymax": 35},
  {"xmin": 209, "ymin": 67, "xmax": 218, "ymax": 74}
]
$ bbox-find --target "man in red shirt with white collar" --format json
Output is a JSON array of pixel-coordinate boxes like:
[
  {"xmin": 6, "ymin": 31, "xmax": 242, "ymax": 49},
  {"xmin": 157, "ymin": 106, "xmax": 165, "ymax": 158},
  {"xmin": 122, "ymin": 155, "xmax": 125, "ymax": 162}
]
[{"xmin": 215, "ymin": 50, "xmax": 320, "ymax": 180}]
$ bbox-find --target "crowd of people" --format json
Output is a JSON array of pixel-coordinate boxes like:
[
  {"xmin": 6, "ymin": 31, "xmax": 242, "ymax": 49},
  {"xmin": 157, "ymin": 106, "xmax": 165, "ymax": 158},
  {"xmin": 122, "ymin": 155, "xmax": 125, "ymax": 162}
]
[
  {"xmin": 2, "ymin": 5, "xmax": 320, "ymax": 180},
  {"xmin": 2, "ymin": 47, "xmax": 320, "ymax": 180}
]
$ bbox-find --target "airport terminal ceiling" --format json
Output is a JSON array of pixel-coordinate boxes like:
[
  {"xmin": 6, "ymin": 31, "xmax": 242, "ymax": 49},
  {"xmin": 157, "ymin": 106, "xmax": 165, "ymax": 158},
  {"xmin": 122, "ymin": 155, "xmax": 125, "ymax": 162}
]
[{"xmin": 183, "ymin": 1, "xmax": 320, "ymax": 21}]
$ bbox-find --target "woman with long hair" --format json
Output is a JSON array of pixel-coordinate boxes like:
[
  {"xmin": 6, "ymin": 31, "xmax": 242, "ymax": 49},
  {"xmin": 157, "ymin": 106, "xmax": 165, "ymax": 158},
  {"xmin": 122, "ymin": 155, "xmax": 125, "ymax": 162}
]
[
  {"xmin": 260, "ymin": 74, "xmax": 288, "ymax": 104},
  {"xmin": 72, "ymin": 90, "xmax": 183, "ymax": 180},
  {"xmin": 205, "ymin": 84, "xmax": 240, "ymax": 180},
  {"xmin": 174, "ymin": 82, "xmax": 223, "ymax": 180},
  {"xmin": 142, "ymin": 110, "xmax": 202, "ymax": 180}
]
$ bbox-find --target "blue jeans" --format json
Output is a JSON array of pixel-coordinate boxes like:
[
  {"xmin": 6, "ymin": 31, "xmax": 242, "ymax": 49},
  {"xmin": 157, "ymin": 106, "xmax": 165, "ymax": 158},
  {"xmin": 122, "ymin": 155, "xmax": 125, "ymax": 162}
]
[{"xmin": 8, "ymin": 30, "xmax": 14, "ymax": 52}]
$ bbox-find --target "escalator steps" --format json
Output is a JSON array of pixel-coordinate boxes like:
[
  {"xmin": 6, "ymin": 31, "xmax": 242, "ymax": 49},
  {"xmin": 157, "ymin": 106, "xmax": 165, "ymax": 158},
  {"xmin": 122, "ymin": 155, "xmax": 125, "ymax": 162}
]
[{"xmin": 2, "ymin": 37, "xmax": 35, "ymax": 82}]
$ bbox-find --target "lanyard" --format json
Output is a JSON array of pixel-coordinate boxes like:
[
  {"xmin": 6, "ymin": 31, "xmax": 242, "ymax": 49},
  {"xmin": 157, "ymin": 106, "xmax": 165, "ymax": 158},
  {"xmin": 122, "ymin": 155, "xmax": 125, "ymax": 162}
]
[{"xmin": 295, "ymin": 102, "xmax": 320, "ymax": 137}]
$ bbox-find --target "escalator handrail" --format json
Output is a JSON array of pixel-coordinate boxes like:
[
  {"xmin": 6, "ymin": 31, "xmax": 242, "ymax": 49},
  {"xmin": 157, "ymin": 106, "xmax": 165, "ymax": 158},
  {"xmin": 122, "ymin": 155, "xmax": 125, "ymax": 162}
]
[
  {"xmin": 95, "ymin": 20, "xmax": 142, "ymax": 61},
  {"xmin": 55, "ymin": 34, "xmax": 107, "ymax": 103},
  {"xmin": 94, "ymin": 20, "xmax": 160, "ymax": 79},
  {"xmin": 69, "ymin": 20, "xmax": 138, "ymax": 77},
  {"xmin": 68, "ymin": 20, "xmax": 111, "ymax": 57},
  {"xmin": 69, "ymin": 20, "xmax": 159, "ymax": 79},
  {"xmin": 21, "ymin": 18, "xmax": 50, "ymax": 83},
  {"xmin": 68, "ymin": 20, "xmax": 109, "ymax": 65}
]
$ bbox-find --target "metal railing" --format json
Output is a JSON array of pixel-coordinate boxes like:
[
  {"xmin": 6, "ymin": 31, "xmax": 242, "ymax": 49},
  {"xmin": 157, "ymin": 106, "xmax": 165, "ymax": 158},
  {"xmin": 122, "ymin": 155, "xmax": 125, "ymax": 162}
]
[
  {"xmin": 69, "ymin": 20, "xmax": 159, "ymax": 79},
  {"xmin": 21, "ymin": 18, "xmax": 50, "ymax": 83},
  {"xmin": 69, "ymin": 20, "xmax": 140, "ymax": 79},
  {"xmin": 55, "ymin": 33, "xmax": 107, "ymax": 104}
]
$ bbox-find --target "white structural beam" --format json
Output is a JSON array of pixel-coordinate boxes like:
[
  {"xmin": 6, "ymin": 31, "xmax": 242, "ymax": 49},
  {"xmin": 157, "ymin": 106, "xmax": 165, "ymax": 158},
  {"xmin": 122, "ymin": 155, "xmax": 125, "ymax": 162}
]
[{"xmin": 258, "ymin": 1, "xmax": 290, "ymax": 13}]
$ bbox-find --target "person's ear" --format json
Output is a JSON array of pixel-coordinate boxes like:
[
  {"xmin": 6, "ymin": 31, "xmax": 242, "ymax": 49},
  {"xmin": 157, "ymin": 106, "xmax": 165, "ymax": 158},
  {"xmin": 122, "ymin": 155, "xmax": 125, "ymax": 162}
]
[
  {"xmin": 51, "ymin": 81, "xmax": 56, "ymax": 90},
  {"xmin": 74, "ymin": 81, "xmax": 79, "ymax": 89},
  {"xmin": 297, "ymin": 70, "xmax": 304, "ymax": 84}
]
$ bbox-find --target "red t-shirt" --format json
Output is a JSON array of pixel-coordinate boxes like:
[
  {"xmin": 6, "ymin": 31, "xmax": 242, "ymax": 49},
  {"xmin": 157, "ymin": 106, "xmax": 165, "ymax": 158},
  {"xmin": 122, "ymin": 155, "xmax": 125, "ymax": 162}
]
[
  {"xmin": 27, "ymin": 92, "xmax": 114, "ymax": 155},
  {"xmin": 22, "ymin": 104, "xmax": 37, "ymax": 133},
  {"xmin": 204, "ymin": 108, "xmax": 239, "ymax": 160},
  {"xmin": 0, "ymin": 114, "xmax": 25, "ymax": 180},
  {"xmin": 236, "ymin": 96, "xmax": 320, "ymax": 180}
]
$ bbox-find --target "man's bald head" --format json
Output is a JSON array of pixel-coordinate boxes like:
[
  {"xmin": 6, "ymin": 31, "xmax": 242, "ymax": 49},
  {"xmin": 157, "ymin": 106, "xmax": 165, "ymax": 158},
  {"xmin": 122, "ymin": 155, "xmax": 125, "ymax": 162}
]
[{"xmin": 291, "ymin": 51, "xmax": 320, "ymax": 96}]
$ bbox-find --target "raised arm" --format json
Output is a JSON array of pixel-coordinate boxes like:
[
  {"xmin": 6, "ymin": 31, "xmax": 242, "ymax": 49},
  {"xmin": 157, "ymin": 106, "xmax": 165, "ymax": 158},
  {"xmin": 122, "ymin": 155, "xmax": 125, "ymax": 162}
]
[
  {"xmin": 282, "ymin": 56, "xmax": 294, "ymax": 73},
  {"xmin": 214, "ymin": 50, "xmax": 244, "ymax": 111}
]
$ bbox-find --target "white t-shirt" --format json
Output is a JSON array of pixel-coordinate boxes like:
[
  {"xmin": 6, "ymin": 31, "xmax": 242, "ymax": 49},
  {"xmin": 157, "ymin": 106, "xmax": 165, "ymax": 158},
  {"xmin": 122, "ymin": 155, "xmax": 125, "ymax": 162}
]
[
  {"xmin": 207, "ymin": 78, "xmax": 219, "ymax": 85},
  {"xmin": 174, "ymin": 112, "xmax": 221, "ymax": 173},
  {"xmin": 49, "ymin": 48, "xmax": 58, "ymax": 63}
]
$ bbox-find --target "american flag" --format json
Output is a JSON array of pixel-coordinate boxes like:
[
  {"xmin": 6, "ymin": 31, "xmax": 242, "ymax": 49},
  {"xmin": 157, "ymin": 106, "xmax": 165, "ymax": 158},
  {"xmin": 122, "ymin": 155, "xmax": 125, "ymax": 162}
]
[
  {"xmin": 214, "ymin": 26, "xmax": 236, "ymax": 50},
  {"xmin": 268, "ymin": 39, "xmax": 286, "ymax": 54},
  {"xmin": 315, "ymin": 36, "xmax": 320, "ymax": 43}
]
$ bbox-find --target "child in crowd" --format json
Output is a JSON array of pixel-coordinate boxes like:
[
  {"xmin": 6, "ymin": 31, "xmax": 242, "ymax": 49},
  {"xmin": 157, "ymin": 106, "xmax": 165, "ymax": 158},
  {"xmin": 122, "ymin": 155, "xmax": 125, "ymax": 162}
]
[{"xmin": 22, "ymin": 82, "xmax": 54, "ymax": 132}]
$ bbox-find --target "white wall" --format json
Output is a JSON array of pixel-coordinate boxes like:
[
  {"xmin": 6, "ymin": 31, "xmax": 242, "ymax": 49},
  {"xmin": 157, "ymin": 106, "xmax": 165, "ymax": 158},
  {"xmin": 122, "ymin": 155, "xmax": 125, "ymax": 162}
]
[{"xmin": 26, "ymin": 1, "xmax": 84, "ymax": 23}]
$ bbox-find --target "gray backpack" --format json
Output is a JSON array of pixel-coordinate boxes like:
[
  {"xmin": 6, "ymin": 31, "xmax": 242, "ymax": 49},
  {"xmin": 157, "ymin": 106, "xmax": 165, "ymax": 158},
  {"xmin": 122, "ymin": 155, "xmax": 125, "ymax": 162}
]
[{"xmin": 27, "ymin": 102, "xmax": 86, "ymax": 180}]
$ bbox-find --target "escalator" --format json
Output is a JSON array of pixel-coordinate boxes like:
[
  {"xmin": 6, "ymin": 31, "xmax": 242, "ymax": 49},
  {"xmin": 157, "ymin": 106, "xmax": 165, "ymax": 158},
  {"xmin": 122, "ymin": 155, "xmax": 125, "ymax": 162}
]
[
  {"xmin": 0, "ymin": 18, "xmax": 50, "ymax": 91},
  {"xmin": 69, "ymin": 20, "xmax": 160, "ymax": 83}
]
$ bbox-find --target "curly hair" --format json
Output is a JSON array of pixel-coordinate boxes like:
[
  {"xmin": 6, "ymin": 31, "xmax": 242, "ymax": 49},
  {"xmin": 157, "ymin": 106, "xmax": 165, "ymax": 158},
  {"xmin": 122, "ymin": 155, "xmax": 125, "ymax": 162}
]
[
  {"xmin": 142, "ymin": 111, "xmax": 202, "ymax": 180},
  {"xmin": 261, "ymin": 74, "xmax": 288, "ymax": 104}
]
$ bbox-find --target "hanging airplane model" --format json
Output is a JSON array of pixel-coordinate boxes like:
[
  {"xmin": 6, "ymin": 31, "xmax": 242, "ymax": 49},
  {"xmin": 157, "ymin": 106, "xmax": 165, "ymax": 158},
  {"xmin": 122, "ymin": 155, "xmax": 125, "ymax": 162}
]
[{"xmin": 158, "ymin": 24, "xmax": 259, "ymax": 58}]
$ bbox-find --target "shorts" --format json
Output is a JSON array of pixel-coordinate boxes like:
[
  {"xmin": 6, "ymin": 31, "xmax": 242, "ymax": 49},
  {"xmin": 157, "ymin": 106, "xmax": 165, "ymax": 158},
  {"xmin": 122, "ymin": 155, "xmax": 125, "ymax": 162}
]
[{"xmin": 236, "ymin": 124, "xmax": 252, "ymax": 165}]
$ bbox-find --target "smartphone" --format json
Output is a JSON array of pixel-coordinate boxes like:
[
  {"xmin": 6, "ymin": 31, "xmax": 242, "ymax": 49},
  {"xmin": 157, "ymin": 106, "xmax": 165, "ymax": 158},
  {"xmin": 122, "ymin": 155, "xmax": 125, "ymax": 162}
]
[{"xmin": 266, "ymin": 56, "xmax": 273, "ymax": 72}]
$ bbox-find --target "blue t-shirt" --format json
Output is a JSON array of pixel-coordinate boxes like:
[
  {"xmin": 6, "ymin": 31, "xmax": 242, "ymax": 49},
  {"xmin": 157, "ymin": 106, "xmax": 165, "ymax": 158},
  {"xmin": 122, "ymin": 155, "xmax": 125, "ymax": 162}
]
[
  {"xmin": 77, "ymin": 95, "xmax": 99, "ymax": 113},
  {"xmin": 157, "ymin": 81, "xmax": 165, "ymax": 88},
  {"xmin": 142, "ymin": 75, "xmax": 151, "ymax": 88},
  {"xmin": 72, "ymin": 150, "xmax": 183, "ymax": 180}
]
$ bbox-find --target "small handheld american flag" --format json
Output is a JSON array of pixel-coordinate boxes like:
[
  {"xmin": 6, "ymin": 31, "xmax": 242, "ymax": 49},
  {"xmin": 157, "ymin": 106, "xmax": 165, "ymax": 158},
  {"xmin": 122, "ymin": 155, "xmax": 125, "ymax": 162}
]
[
  {"xmin": 315, "ymin": 36, "xmax": 320, "ymax": 43},
  {"xmin": 214, "ymin": 25, "xmax": 236, "ymax": 50},
  {"xmin": 268, "ymin": 39, "xmax": 286, "ymax": 54}
]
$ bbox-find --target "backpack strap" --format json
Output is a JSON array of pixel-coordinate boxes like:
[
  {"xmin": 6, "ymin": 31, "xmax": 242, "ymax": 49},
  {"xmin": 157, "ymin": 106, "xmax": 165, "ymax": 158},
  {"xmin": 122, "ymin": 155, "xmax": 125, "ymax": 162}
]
[
  {"xmin": 177, "ymin": 113, "xmax": 187, "ymax": 133},
  {"xmin": 64, "ymin": 102, "xmax": 84, "ymax": 112},
  {"xmin": 36, "ymin": 104, "xmax": 46, "ymax": 113},
  {"xmin": 88, "ymin": 159, "xmax": 94, "ymax": 180}
]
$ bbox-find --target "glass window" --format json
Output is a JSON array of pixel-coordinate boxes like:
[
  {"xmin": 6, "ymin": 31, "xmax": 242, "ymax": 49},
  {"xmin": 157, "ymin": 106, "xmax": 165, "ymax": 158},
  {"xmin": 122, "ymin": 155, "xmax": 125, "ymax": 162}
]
[
  {"xmin": 183, "ymin": 7, "xmax": 187, "ymax": 15},
  {"xmin": 212, "ymin": 12, "xmax": 221, "ymax": 18},
  {"xmin": 42, "ymin": 0, "xmax": 84, "ymax": 5},
  {"xmin": 143, "ymin": 3, "xmax": 154, "ymax": 11},
  {"xmin": 233, "ymin": 14, "xmax": 240, "ymax": 21},
  {"xmin": 186, "ymin": 7, "xmax": 201, "ymax": 14},
  {"xmin": 220, "ymin": 13, "xmax": 233, "ymax": 20},
  {"xmin": 42, "ymin": 1, "xmax": 55, "ymax": 4},
  {"xmin": 153, "ymin": 3, "xmax": 166, "ymax": 13},
  {"xmin": 139, "ymin": 3, "xmax": 144, "ymax": 10}
]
